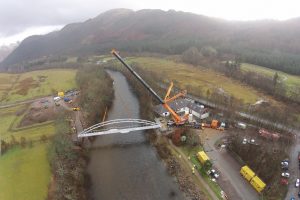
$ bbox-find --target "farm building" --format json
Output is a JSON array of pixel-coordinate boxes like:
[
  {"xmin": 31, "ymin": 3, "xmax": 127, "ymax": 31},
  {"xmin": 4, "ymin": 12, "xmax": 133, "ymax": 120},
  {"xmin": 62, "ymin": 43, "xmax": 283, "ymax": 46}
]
[{"xmin": 153, "ymin": 98, "xmax": 209, "ymax": 120}]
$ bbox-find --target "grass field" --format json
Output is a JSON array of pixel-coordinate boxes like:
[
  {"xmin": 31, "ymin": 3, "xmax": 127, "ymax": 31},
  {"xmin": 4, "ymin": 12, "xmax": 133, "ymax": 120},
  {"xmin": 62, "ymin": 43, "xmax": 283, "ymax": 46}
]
[
  {"xmin": 0, "ymin": 144, "xmax": 51, "ymax": 200},
  {"xmin": 0, "ymin": 105, "xmax": 54, "ymax": 200},
  {"xmin": 241, "ymin": 63, "xmax": 300, "ymax": 93},
  {"xmin": 0, "ymin": 73, "xmax": 19, "ymax": 98},
  {"xmin": 129, "ymin": 57, "xmax": 272, "ymax": 104},
  {"xmin": 0, "ymin": 105, "xmax": 55, "ymax": 142},
  {"xmin": 0, "ymin": 69, "xmax": 77, "ymax": 103}
]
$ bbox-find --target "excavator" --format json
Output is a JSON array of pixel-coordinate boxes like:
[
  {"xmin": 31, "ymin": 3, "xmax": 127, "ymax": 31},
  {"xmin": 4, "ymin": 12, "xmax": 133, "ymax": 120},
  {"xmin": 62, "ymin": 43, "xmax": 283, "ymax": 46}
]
[{"xmin": 111, "ymin": 49, "xmax": 188, "ymax": 125}]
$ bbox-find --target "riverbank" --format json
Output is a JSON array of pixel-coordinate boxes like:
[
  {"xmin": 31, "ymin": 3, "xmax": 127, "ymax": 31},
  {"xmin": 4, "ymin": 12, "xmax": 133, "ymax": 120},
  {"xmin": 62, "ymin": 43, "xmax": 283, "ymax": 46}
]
[
  {"xmin": 153, "ymin": 135, "xmax": 215, "ymax": 200},
  {"xmin": 119, "ymin": 66, "xmax": 214, "ymax": 199}
]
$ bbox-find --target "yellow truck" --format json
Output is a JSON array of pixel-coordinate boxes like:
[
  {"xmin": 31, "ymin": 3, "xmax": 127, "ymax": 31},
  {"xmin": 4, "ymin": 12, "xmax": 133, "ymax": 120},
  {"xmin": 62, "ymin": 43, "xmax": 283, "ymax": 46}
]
[
  {"xmin": 240, "ymin": 165, "xmax": 255, "ymax": 181},
  {"xmin": 250, "ymin": 176, "xmax": 266, "ymax": 193},
  {"xmin": 197, "ymin": 151, "xmax": 210, "ymax": 165},
  {"xmin": 240, "ymin": 165, "xmax": 266, "ymax": 193}
]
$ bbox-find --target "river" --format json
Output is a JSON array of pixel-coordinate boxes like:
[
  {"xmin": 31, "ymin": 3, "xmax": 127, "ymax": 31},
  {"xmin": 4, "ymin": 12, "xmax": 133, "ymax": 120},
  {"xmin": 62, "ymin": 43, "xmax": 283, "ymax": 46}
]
[{"xmin": 87, "ymin": 70, "xmax": 184, "ymax": 200}]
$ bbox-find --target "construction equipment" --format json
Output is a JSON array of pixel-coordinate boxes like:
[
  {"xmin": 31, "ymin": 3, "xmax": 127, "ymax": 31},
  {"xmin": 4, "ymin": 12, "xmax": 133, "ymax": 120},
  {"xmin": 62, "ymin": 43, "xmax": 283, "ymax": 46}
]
[
  {"xmin": 240, "ymin": 165, "xmax": 266, "ymax": 193},
  {"xmin": 111, "ymin": 49, "xmax": 188, "ymax": 125},
  {"xmin": 58, "ymin": 92, "xmax": 64, "ymax": 97},
  {"xmin": 250, "ymin": 176, "xmax": 266, "ymax": 193},
  {"xmin": 197, "ymin": 151, "xmax": 210, "ymax": 165},
  {"xmin": 72, "ymin": 107, "xmax": 80, "ymax": 111},
  {"xmin": 240, "ymin": 166, "xmax": 255, "ymax": 181}
]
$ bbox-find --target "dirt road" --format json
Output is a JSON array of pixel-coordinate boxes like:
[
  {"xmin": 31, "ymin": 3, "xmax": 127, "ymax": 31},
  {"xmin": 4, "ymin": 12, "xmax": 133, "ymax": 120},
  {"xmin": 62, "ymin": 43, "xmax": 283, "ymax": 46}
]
[
  {"xmin": 203, "ymin": 131, "xmax": 259, "ymax": 200},
  {"xmin": 0, "ymin": 96, "xmax": 50, "ymax": 109}
]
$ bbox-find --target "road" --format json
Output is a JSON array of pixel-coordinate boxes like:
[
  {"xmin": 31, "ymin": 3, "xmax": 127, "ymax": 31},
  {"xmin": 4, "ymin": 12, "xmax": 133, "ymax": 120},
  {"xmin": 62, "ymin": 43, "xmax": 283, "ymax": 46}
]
[
  {"xmin": 0, "ymin": 96, "xmax": 50, "ymax": 109},
  {"xmin": 159, "ymin": 83, "xmax": 300, "ymax": 134},
  {"xmin": 285, "ymin": 135, "xmax": 300, "ymax": 200},
  {"xmin": 203, "ymin": 131, "xmax": 259, "ymax": 200}
]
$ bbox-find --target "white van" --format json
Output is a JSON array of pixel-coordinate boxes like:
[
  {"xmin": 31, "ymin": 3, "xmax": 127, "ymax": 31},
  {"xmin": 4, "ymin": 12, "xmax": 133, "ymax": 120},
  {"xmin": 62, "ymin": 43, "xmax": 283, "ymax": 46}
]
[{"xmin": 53, "ymin": 96, "xmax": 61, "ymax": 102}]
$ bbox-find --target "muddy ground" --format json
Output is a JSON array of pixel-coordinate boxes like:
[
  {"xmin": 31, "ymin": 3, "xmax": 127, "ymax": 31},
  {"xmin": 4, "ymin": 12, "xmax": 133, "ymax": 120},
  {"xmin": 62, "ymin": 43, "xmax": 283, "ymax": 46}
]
[{"xmin": 18, "ymin": 95, "xmax": 78, "ymax": 127}]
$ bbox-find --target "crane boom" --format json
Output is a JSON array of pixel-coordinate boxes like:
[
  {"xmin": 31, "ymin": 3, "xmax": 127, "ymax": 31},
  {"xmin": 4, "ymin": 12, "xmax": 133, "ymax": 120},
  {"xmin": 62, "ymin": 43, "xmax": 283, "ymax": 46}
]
[
  {"xmin": 111, "ymin": 49, "xmax": 164, "ymax": 104},
  {"xmin": 111, "ymin": 49, "xmax": 188, "ymax": 125},
  {"xmin": 164, "ymin": 81, "xmax": 173, "ymax": 101}
]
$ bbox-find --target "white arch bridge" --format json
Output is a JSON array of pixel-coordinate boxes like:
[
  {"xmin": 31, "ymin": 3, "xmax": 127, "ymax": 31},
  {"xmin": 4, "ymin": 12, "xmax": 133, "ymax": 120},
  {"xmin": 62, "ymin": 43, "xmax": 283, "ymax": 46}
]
[{"xmin": 78, "ymin": 119, "xmax": 161, "ymax": 138}]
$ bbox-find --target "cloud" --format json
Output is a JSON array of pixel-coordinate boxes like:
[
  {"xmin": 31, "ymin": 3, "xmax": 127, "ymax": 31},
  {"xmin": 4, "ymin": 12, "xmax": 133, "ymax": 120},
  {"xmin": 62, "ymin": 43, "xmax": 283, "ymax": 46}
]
[
  {"xmin": 0, "ymin": 0, "xmax": 300, "ymax": 44},
  {"xmin": 0, "ymin": 0, "xmax": 120, "ymax": 36},
  {"xmin": 0, "ymin": 25, "xmax": 63, "ymax": 46}
]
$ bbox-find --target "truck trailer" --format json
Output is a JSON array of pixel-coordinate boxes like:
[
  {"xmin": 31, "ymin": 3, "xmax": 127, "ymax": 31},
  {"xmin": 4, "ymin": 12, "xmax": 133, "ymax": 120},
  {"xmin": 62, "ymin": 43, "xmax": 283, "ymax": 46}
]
[
  {"xmin": 250, "ymin": 176, "xmax": 266, "ymax": 193},
  {"xmin": 240, "ymin": 165, "xmax": 255, "ymax": 181},
  {"xmin": 240, "ymin": 165, "xmax": 266, "ymax": 193}
]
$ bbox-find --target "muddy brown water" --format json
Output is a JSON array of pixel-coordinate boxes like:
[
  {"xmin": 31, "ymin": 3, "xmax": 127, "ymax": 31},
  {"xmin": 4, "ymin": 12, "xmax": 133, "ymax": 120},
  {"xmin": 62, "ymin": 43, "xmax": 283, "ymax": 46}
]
[{"xmin": 87, "ymin": 70, "xmax": 184, "ymax": 200}]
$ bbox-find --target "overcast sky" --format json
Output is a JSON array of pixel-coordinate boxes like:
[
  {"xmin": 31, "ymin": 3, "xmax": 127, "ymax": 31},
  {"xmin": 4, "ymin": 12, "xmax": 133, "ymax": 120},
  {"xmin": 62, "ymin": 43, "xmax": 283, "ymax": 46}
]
[{"xmin": 0, "ymin": 0, "xmax": 299, "ymax": 46}]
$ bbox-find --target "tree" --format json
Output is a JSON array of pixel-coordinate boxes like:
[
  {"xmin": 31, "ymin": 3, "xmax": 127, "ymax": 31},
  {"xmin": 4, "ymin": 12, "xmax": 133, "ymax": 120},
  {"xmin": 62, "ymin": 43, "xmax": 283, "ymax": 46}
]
[
  {"xmin": 20, "ymin": 137, "xmax": 27, "ymax": 148},
  {"xmin": 10, "ymin": 135, "xmax": 18, "ymax": 147},
  {"xmin": 273, "ymin": 72, "xmax": 279, "ymax": 88},
  {"xmin": 40, "ymin": 135, "xmax": 48, "ymax": 143},
  {"xmin": 201, "ymin": 46, "xmax": 217, "ymax": 57},
  {"xmin": 182, "ymin": 47, "xmax": 202, "ymax": 65}
]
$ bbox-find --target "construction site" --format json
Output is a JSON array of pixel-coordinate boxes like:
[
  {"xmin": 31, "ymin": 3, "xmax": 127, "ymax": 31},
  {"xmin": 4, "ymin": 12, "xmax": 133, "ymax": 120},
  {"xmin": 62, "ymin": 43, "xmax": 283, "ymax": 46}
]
[{"xmin": 72, "ymin": 50, "xmax": 296, "ymax": 200}]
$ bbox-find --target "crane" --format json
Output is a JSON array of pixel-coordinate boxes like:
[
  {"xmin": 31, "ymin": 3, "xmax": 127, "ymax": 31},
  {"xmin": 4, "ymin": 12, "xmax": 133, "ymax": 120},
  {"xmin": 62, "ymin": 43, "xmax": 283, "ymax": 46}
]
[{"xmin": 111, "ymin": 49, "xmax": 188, "ymax": 125}]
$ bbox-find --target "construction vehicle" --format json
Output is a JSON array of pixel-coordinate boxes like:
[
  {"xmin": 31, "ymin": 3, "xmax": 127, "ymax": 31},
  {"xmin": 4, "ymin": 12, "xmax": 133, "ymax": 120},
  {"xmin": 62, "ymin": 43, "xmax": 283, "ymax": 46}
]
[
  {"xmin": 250, "ymin": 176, "xmax": 266, "ymax": 193},
  {"xmin": 72, "ymin": 107, "xmax": 80, "ymax": 111},
  {"xmin": 201, "ymin": 120, "xmax": 225, "ymax": 130},
  {"xmin": 240, "ymin": 165, "xmax": 266, "ymax": 193},
  {"xmin": 111, "ymin": 49, "xmax": 188, "ymax": 125},
  {"xmin": 64, "ymin": 97, "xmax": 71, "ymax": 102},
  {"xmin": 197, "ymin": 151, "xmax": 210, "ymax": 165},
  {"xmin": 58, "ymin": 92, "xmax": 64, "ymax": 97},
  {"xmin": 240, "ymin": 165, "xmax": 255, "ymax": 181}
]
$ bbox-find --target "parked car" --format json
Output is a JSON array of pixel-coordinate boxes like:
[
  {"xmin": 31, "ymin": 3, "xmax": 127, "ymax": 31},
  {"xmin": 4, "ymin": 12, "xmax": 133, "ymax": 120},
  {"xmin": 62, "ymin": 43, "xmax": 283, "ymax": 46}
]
[
  {"xmin": 280, "ymin": 178, "xmax": 288, "ymax": 185},
  {"xmin": 295, "ymin": 179, "xmax": 299, "ymax": 187},
  {"xmin": 281, "ymin": 161, "xmax": 289, "ymax": 166},
  {"xmin": 282, "ymin": 158, "xmax": 289, "ymax": 163},
  {"xmin": 282, "ymin": 172, "xmax": 290, "ymax": 178},
  {"xmin": 208, "ymin": 169, "xmax": 219, "ymax": 179}
]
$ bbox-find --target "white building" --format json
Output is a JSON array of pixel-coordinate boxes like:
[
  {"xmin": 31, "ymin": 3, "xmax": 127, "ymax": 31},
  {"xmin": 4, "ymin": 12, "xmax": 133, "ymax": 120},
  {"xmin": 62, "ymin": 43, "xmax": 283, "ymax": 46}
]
[{"xmin": 154, "ymin": 98, "xmax": 209, "ymax": 120}]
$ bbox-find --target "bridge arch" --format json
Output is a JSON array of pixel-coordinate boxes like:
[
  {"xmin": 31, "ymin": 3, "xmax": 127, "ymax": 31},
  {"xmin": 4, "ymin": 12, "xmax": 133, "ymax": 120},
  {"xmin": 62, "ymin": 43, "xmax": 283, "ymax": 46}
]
[{"xmin": 78, "ymin": 119, "xmax": 161, "ymax": 138}]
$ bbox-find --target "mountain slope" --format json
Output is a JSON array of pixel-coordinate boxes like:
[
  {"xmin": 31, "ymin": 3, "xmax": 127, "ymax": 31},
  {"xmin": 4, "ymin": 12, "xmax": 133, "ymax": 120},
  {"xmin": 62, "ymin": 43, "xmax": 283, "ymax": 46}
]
[{"xmin": 2, "ymin": 9, "xmax": 300, "ymax": 74}]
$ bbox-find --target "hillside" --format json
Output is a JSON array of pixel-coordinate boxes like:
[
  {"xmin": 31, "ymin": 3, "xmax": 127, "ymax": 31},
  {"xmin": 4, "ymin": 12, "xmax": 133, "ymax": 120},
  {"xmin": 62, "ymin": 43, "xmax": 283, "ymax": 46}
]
[{"xmin": 1, "ymin": 9, "xmax": 300, "ymax": 74}]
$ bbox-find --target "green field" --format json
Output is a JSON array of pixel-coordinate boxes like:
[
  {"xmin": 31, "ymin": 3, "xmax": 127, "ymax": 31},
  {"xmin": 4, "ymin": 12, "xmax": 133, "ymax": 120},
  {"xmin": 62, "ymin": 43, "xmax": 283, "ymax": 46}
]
[
  {"xmin": 0, "ymin": 69, "xmax": 77, "ymax": 103},
  {"xmin": 241, "ymin": 63, "xmax": 300, "ymax": 93},
  {"xmin": 129, "ymin": 57, "xmax": 272, "ymax": 104},
  {"xmin": 0, "ymin": 105, "xmax": 55, "ymax": 142},
  {"xmin": 0, "ymin": 144, "xmax": 51, "ymax": 200},
  {"xmin": 0, "ymin": 105, "xmax": 55, "ymax": 200}
]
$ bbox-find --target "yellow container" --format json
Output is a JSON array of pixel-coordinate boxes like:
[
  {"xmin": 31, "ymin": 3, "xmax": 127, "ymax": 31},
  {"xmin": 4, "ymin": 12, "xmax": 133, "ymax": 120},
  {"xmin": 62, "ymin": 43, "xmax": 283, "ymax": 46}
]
[
  {"xmin": 240, "ymin": 165, "xmax": 255, "ymax": 181},
  {"xmin": 197, "ymin": 151, "xmax": 209, "ymax": 165},
  {"xmin": 250, "ymin": 176, "xmax": 266, "ymax": 193},
  {"xmin": 58, "ymin": 92, "xmax": 64, "ymax": 97}
]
